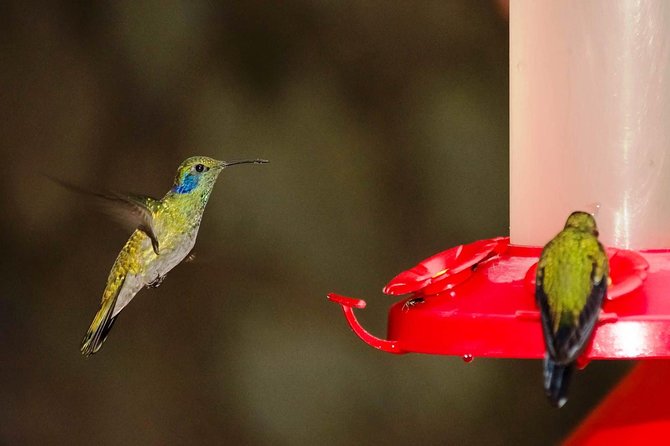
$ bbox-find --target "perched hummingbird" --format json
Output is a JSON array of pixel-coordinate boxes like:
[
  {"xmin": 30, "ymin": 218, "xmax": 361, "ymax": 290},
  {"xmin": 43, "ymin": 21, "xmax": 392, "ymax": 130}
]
[
  {"xmin": 535, "ymin": 211, "xmax": 609, "ymax": 408},
  {"xmin": 75, "ymin": 156, "xmax": 268, "ymax": 356}
]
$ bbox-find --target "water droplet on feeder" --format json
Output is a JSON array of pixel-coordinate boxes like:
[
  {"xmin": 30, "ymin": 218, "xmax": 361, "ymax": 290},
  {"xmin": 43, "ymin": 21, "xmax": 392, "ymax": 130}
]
[
  {"xmin": 587, "ymin": 201, "xmax": 601, "ymax": 216},
  {"xmin": 462, "ymin": 354, "xmax": 474, "ymax": 363}
]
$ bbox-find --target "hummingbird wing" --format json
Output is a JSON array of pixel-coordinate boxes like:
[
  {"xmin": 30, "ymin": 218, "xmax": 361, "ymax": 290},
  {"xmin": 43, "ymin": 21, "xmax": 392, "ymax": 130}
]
[
  {"xmin": 537, "ymin": 264, "xmax": 607, "ymax": 362},
  {"xmin": 108, "ymin": 192, "xmax": 161, "ymax": 255},
  {"xmin": 555, "ymin": 242, "xmax": 608, "ymax": 362},
  {"xmin": 536, "ymin": 236, "xmax": 608, "ymax": 363},
  {"xmin": 536, "ymin": 260, "xmax": 558, "ymax": 359},
  {"xmin": 49, "ymin": 176, "xmax": 161, "ymax": 255}
]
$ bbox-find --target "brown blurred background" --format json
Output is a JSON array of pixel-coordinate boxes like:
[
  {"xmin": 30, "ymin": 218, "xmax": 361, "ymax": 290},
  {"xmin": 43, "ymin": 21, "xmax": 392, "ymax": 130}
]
[{"xmin": 0, "ymin": 1, "xmax": 630, "ymax": 445}]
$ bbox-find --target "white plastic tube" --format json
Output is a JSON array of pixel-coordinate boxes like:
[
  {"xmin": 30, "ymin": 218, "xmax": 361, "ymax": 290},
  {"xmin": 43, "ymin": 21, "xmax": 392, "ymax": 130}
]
[{"xmin": 510, "ymin": 0, "xmax": 670, "ymax": 249}]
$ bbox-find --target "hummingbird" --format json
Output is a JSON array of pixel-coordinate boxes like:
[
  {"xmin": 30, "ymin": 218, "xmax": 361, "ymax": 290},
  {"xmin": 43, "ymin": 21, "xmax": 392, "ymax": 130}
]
[
  {"xmin": 73, "ymin": 156, "xmax": 268, "ymax": 356},
  {"xmin": 535, "ymin": 211, "xmax": 608, "ymax": 408}
]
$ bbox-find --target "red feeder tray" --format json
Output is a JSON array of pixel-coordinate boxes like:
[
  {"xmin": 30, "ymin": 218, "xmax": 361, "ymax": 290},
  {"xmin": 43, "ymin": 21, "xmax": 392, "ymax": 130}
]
[{"xmin": 328, "ymin": 237, "xmax": 670, "ymax": 362}]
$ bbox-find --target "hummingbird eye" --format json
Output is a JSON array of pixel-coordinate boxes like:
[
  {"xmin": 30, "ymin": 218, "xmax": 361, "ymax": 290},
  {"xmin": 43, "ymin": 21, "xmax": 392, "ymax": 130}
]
[{"xmin": 194, "ymin": 164, "xmax": 208, "ymax": 173}]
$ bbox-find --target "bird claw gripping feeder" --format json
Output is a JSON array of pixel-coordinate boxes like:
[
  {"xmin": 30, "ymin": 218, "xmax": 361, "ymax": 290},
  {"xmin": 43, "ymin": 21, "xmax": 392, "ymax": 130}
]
[{"xmin": 329, "ymin": 0, "xmax": 670, "ymax": 441}]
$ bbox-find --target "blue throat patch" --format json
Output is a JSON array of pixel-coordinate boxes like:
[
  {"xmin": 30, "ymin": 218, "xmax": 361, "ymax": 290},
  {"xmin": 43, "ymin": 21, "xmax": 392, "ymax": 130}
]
[{"xmin": 173, "ymin": 173, "xmax": 199, "ymax": 194}]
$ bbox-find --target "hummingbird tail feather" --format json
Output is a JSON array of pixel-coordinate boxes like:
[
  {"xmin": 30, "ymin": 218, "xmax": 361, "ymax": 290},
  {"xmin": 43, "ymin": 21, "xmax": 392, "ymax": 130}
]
[
  {"xmin": 81, "ymin": 276, "xmax": 125, "ymax": 357},
  {"xmin": 543, "ymin": 355, "xmax": 573, "ymax": 408}
]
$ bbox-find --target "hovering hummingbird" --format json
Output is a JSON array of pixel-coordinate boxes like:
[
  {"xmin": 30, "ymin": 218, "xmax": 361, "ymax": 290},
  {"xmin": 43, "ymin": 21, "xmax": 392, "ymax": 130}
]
[
  {"xmin": 535, "ymin": 211, "xmax": 609, "ymax": 408},
  {"xmin": 68, "ymin": 156, "xmax": 268, "ymax": 356}
]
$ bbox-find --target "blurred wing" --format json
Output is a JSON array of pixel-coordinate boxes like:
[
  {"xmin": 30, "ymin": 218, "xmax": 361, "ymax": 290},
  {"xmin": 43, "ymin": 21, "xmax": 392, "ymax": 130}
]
[
  {"xmin": 107, "ymin": 192, "xmax": 161, "ymax": 255},
  {"xmin": 49, "ymin": 176, "xmax": 161, "ymax": 254}
]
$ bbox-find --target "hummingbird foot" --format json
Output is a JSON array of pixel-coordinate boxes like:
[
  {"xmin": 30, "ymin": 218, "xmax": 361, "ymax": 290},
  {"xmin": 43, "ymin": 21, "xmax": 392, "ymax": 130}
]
[{"xmin": 147, "ymin": 274, "xmax": 166, "ymax": 289}]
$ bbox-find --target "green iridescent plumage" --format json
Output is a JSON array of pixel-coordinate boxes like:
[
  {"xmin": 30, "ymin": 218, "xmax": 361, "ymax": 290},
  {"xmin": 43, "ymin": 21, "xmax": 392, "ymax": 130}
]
[
  {"xmin": 535, "ymin": 211, "xmax": 609, "ymax": 408},
  {"xmin": 79, "ymin": 156, "xmax": 268, "ymax": 356}
]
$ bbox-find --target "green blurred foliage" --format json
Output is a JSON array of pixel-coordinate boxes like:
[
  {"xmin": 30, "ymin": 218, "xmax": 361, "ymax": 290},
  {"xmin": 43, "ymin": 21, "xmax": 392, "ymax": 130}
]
[{"xmin": 0, "ymin": 1, "xmax": 629, "ymax": 445}]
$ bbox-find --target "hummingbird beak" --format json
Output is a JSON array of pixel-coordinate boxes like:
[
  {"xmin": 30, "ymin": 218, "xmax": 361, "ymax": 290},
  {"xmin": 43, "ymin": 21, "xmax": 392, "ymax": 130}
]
[{"xmin": 219, "ymin": 159, "xmax": 269, "ymax": 169}]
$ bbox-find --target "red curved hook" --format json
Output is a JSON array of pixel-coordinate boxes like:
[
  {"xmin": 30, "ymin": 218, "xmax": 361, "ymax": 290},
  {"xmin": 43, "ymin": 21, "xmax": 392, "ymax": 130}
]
[{"xmin": 327, "ymin": 293, "xmax": 403, "ymax": 354}]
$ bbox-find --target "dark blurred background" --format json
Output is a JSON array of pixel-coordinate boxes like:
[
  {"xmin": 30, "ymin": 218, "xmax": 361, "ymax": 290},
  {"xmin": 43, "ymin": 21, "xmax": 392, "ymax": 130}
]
[{"xmin": 0, "ymin": 1, "xmax": 630, "ymax": 445}]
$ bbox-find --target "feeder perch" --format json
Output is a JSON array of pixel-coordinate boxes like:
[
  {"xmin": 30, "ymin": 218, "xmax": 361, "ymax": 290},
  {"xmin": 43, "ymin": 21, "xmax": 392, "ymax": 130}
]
[{"xmin": 328, "ymin": 237, "xmax": 670, "ymax": 363}]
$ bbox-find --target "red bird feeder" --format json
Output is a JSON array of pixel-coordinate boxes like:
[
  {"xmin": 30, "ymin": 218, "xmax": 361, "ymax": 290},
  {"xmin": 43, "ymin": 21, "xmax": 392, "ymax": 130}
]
[
  {"xmin": 328, "ymin": 237, "xmax": 670, "ymax": 362},
  {"xmin": 329, "ymin": 0, "xmax": 670, "ymax": 442}
]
